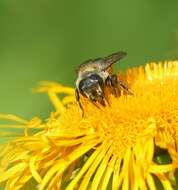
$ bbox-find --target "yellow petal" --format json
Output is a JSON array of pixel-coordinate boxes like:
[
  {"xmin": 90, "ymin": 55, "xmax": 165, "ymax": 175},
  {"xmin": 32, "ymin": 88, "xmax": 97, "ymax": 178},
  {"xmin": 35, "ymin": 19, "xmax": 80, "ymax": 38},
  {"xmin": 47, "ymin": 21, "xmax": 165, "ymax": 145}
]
[
  {"xmin": 0, "ymin": 114, "xmax": 27, "ymax": 124},
  {"xmin": 149, "ymin": 164, "xmax": 174, "ymax": 173},
  {"xmin": 39, "ymin": 140, "xmax": 99, "ymax": 190},
  {"xmin": 29, "ymin": 156, "xmax": 42, "ymax": 183},
  {"xmin": 48, "ymin": 91, "xmax": 65, "ymax": 113},
  {"xmin": 146, "ymin": 174, "xmax": 156, "ymax": 190},
  {"xmin": 100, "ymin": 156, "xmax": 116, "ymax": 190},
  {"xmin": 156, "ymin": 174, "xmax": 174, "ymax": 190},
  {"xmin": 79, "ymin": 142, "xmax": 111, "ymax": 190},
  {"xmin": 66, "ymin": 146, "xmax": 101, "ymax": 190},
  {"xmin": 91, "ymin": 146, "xmax": 113, "ymax": 190},
  {"xmin": 0, "ymin": 162, "xmax": 27, "ymax": 183}
]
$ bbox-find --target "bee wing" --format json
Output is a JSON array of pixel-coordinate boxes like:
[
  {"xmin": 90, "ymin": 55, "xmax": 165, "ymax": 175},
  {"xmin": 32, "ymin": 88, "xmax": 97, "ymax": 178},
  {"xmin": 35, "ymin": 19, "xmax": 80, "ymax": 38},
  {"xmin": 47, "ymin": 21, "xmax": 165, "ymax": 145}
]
[
  {"xmin": 76, "ymin": 51, "xmax": 127, "ymax": 74},
  {"xmin": 76, "ymin": 58, "xmax": 104, "ymax": 74},
  {"xmin": 102, "ymin": 51, "xmax": 127, "ymax": 71}
]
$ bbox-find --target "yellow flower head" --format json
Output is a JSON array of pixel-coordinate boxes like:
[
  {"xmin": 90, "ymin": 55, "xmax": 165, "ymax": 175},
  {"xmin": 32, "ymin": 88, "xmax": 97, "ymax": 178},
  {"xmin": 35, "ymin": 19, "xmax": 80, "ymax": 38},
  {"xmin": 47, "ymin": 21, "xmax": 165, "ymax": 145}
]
[{"xmin": 0, "ymin": 61, "xmax": 178, "ymax": 190}]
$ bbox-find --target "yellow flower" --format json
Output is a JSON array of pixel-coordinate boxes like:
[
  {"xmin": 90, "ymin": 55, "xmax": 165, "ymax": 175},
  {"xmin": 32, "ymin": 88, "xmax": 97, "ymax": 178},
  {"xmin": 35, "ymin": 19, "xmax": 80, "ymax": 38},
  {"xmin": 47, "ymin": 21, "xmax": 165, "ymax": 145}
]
[{"xmin": 0, "ymin": 61, "xmax": 178, "ymax": 190}]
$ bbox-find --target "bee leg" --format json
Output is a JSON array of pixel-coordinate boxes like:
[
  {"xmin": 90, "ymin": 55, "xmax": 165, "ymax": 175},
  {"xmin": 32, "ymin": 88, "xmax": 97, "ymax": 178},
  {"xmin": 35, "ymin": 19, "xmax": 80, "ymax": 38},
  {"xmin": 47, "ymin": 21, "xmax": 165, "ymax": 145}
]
[
  {"xmin": 102, "ymin": 90, "xmax": 110, "ymax": 106},
  {"xmin": 75, "ymin": 89, "xmax": 84, "ymax": 117},
  {"xmin": 89, "ymin": 97, "xmax": 101, "ymax": 109},
  {"xmin": 104, "ymin": 95, "xmax": 110, "ymax": 106},
  {"xmin": 118, "ymin": 79, "xmax": 134, "ymax": 95},
  {"xmin": 98, "ymin": 95, "xmax": 106, "ymax": 107},
  {"xmin": 106, "ymin": 75, "xmax": 120, "ymax": 97}
]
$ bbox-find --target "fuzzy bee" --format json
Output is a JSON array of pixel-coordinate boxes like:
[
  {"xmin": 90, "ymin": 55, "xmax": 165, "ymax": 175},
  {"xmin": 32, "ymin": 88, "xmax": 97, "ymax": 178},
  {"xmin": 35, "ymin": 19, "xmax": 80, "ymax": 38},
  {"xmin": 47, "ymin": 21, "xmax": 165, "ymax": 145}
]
[{"xmin": 75, "ymin": 51, "xmax": 133, "ymax": 116}]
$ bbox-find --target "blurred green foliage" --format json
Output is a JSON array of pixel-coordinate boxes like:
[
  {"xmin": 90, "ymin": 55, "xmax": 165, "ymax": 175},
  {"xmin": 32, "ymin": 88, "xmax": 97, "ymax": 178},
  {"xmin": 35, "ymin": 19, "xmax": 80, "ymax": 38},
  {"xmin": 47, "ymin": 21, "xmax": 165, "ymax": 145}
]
[{"xmin": 0, "ymin": 0, "xmax": 178, "ymax": 119}]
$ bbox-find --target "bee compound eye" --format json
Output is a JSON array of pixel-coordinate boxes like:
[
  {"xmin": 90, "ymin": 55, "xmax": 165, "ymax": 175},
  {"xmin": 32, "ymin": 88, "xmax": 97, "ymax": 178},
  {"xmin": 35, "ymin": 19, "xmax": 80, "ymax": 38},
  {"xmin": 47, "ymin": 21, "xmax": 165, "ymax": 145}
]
[
  {"xmin": 90, "ymin": 74, "xmax": 104, "ymax": 87},
  {"xmin": 79, "ymin": 78, "xmax": 89, "ymax": 90},
  {"xmin": 89, "ymin": 74, "xmax": 101, "ymax": 81}
]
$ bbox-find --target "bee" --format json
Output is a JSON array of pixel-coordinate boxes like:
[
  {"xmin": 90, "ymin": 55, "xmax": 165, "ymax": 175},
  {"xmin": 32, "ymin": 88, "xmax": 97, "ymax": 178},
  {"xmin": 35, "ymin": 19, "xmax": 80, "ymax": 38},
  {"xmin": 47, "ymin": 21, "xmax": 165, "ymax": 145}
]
[{"xmin": 75, "ymin": 51, "xmax": 133, "ymax": 116}]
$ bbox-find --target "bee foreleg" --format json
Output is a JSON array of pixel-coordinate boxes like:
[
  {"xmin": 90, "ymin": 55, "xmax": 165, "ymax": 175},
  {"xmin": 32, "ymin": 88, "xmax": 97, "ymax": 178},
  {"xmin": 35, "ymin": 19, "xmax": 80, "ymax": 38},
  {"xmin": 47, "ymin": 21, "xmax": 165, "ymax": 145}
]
[
  {"xmin": 75, "ymin": 89, "xmax": 84, "ymax": 117},
  {"xmin": 106, "ymin": 74, "xmax": 120, "ymax": 97},
  {"xmin": 118, "ymin": 79, "xmax": 134, "ymax": 95},
  {"xmin": 89, "ymin": 97, "xmax": 101, "ymax": 109}
]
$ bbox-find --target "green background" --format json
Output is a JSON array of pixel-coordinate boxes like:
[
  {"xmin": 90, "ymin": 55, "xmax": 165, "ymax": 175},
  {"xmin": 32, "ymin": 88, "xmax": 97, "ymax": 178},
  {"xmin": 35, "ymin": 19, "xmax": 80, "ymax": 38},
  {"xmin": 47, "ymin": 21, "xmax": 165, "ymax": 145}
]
[{"xmin": 0, "ymin": 0, "xmax": 178, "ymax": 119}]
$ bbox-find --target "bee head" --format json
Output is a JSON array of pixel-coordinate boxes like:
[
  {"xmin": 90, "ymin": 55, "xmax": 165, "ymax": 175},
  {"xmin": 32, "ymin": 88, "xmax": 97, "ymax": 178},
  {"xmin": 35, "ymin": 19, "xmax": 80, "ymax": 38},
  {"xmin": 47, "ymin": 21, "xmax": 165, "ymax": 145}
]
[{"xmin": 78, "ymin": 73, "xmax": 104, "ymax": 101}]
